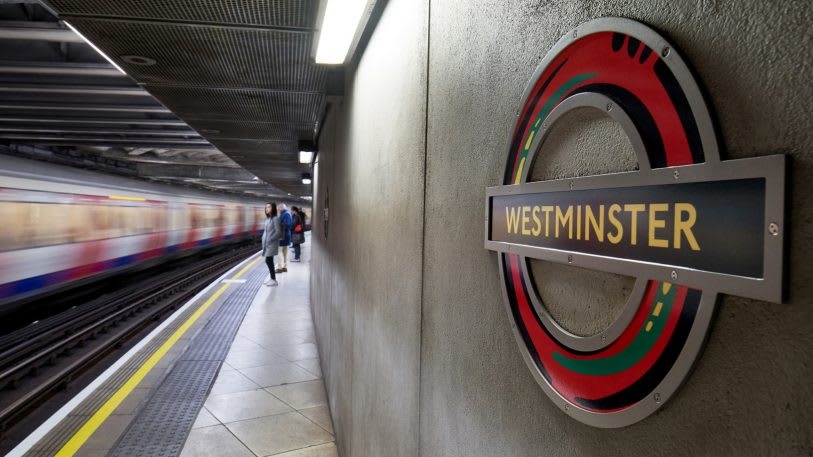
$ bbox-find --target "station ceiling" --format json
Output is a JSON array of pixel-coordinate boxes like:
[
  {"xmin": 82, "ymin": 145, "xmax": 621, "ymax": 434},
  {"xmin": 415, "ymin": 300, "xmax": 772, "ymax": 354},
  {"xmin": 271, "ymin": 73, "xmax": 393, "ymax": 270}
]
[{"xmin": 0, "ymin": 1, "xmax": 340, "ymax": 202}]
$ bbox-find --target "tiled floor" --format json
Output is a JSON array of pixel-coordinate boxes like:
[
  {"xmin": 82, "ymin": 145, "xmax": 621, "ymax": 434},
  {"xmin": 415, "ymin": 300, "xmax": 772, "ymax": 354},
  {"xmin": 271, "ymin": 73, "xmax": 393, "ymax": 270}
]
[{"xmin": 181, "ymin": 240, "xmax": 337, "ymax": 457}]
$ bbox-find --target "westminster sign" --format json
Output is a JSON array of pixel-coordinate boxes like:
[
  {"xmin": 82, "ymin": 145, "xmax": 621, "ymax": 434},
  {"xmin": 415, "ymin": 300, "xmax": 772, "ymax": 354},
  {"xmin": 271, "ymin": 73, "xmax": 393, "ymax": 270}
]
[{"xmin": 485, "ymin": 18, "xmax": 786, "ymax": 428}]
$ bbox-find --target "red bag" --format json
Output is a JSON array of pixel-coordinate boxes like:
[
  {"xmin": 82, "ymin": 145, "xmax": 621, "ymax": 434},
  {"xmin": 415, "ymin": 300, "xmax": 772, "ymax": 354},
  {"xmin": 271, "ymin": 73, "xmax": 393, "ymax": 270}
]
[{"xmin": 294, "ymin": 224, "xmax": 303, "ymax": 233}]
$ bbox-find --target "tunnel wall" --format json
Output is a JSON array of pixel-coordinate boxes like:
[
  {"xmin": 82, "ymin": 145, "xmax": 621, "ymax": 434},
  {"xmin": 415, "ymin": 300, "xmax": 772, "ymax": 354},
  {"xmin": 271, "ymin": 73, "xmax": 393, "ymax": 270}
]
[
  {"xmin": 312, "ymin": 1, "xmax": 813, "ymax": 456},
  {"xmin": 311, "ymin": 1, "xmax": 428, "ymax": 456}
]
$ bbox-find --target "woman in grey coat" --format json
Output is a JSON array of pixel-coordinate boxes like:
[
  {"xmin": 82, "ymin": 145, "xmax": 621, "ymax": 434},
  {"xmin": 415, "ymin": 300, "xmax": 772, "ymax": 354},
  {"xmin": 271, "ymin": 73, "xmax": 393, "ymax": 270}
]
[{"xmin": 262, "ymin": 202, "xmax": 282, "ymax": 286}]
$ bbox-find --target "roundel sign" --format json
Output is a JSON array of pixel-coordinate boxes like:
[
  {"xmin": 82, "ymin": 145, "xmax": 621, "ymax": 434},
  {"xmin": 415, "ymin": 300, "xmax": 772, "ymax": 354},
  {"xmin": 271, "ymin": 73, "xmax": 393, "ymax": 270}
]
[{"xmin": 484, "ymin": 18, "xmax": 786, "ymax": 427}]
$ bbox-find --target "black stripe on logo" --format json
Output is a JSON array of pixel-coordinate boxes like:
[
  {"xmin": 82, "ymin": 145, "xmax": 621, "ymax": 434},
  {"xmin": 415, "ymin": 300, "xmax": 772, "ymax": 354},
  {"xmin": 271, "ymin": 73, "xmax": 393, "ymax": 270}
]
[{"xmin": 573, "ymin": 288, "xmax": 702, "ymax": 411}]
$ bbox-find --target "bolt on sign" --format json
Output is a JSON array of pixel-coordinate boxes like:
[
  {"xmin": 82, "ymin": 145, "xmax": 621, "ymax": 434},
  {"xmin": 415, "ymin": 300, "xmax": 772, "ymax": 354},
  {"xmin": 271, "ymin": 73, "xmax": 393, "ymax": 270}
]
[{"xmin": 484, "ymin": 18, "xmax": 786, "ymax": 428}]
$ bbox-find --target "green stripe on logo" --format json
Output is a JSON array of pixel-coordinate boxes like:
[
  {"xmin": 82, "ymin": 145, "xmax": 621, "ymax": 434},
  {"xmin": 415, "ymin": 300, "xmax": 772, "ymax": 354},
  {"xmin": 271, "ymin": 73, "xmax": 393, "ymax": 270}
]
[
  {"xmin": 552, "ymin": 282, "xmax": 677, "ymax": 376},
  {"xmin": 513, "ymin": 73, "xmax": 599, "ymax": 181}
]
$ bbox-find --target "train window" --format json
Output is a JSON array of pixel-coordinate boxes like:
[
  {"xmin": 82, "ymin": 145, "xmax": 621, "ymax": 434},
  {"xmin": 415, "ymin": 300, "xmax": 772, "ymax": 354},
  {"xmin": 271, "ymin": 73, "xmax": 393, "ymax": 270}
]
[
  {"xmin": 187, "ymin": 205, "xmax": 224, "ymax": 229},
  {"xmin": 73, "ymin": 205, "xmax": 96, "ymax": 243},
  {"xmin": 148, "ymin": 205, "xmax": 166, "ymax": 232},
  {"xmin": 226, "ymin": 207, "xmax": 239, "ymax": 226},
  {"xmin": 0, "ymin": 197, "xmax": 175, "ymax": 252},
  {"xmin": 98, "ymin": 204, "xmax": 157, "ymax": 238},
  {"xmin": 0, "ymin": 202, "xmax": 74, "ymax": 250},
  {"xmin": 0, "ymin": 202, "xmax": 28, "ymax": 251},
  {"xmin": 0, "ymin": 191, "xmax": 262, "ymax": 253}
]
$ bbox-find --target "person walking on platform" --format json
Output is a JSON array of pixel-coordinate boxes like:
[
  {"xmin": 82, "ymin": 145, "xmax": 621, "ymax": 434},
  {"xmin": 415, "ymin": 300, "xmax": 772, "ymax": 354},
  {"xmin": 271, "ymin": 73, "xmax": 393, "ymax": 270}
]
[
  {"xmin": 262, "ymin": 202, "xmax": 281, "ymax": 287},
  {"xmin": 275, "ymin": 203, "xmax": 293, "ymax": 273},
  {"xmin": 290, "ymin": 205, "xmax": 304, "ymax": 262}
]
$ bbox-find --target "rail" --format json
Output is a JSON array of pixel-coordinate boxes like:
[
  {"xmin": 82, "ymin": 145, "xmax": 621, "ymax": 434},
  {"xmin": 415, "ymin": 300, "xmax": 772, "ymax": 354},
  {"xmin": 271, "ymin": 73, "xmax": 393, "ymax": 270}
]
[{"xmin": 0, "ymin": 243, "xmax": 259, "ymax": 435}]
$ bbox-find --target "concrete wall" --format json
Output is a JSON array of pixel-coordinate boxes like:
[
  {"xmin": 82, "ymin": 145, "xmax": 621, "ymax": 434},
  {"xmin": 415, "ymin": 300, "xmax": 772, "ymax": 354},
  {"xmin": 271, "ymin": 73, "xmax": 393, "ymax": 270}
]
[
  {"xmin": 312, "ymin": 1, "xmax": 812, "ymax": 456},
  {"xmin": 310, "ymin": 1, "xmax": 428, "ymax": 456}
]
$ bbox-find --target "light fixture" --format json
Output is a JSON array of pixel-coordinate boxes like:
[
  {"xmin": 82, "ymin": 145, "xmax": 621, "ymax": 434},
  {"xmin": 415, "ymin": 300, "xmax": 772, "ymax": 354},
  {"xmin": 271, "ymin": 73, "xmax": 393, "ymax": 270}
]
[
  {"xmin": 299, "ymin": 149, "xmax": 314, "ymax": 164},
  {"xmin": 314, "ymin": 0, "xmax": 370, "ymax": 64},
  {"xmin": 298, "ymin": 140, "xmax": 316, "ymax": 164},
  {"xmin": 121, "ymin": 55, "xmax": 157, "ymax": 66},
  {"xmin": 302, "ymin": 173, "xmax": 312, "ymax": 185},
  {"xmin": 63, "ymin": 21, "xmax": 126, "ymax": 74}
]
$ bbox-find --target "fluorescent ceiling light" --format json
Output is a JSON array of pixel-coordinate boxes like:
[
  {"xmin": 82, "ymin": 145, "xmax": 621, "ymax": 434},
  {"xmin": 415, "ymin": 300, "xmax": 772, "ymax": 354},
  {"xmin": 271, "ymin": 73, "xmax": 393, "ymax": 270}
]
[
  {"xmin": 299, "ymin": 150, "xmax": 314, "ymax": 164},
  {"xmin": 315, "ymin": 0, "xmax": 369, "ymax": 64},
  {"xmin": 302, "ymin": 173, "xmax": 313, "ymax": 185},
  {"xmin": 64, "ymin": 21, "xmax": 126, "ymax": 74}
]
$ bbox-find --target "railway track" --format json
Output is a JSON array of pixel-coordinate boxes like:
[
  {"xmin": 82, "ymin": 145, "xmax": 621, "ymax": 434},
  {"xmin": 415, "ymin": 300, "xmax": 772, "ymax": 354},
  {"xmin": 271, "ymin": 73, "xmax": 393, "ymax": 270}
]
[{"xmin": 0, "ymin": 243, "xmax": 259, "ymax": 437}]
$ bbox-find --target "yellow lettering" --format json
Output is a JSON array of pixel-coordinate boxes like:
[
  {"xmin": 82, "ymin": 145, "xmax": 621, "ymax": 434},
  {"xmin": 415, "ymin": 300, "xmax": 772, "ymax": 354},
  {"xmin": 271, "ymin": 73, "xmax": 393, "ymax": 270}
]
[
  {"xmin": 541, "ymin": 206, "xmax": 554, "ymax": 237},
  {"xmin": 607, "ymin": 204, "xmax": 623, "ymax": 244},
  {"xmin": 531, "ymin": 206, "xmax": 542, "ymax": 236},
  {"xmin": 585, "ymin": 205, "xmax": 604, "ymax": 242},
  {"xmin": 555, "ymin": 206, "xmax": 573, "ymax": 239},
  {"xmin": 674, "ymin": 203, "xmax": 700, "ymax": 251},
  {"xmin": 521, "ymin": 206, "xmax": 532, "ymax": 235},
  {"xmin": 576, "ymin": 205, "xmax": 582, "ymax": 240},
  {"xmin": 624, "ymin": 204, "xmax": 646, "ymax": 245},
  {"xmin": 648, "ymin": 203, "xmax": 669, "ymax": 248},
  {"xmin": 506, "ymin": 207, "xmax": 521, "ymax": 234}
]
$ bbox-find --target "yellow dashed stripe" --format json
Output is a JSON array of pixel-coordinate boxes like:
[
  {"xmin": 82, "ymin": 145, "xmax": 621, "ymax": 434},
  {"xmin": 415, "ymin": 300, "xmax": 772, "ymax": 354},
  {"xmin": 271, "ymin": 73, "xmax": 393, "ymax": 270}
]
[
  {"xmin": 55, "ymin": 257, "xmax": 260, "ymax": 456},
  {"xmin": 645, "ymin": 321, "xmax": 654, "ymax": 332},
  {"xmin": 524, "ymin": 130, "xmax": 536, "ymax": 151},
  {"xmin": 514, "ymin": 157, "xmax": 527, "ymax": 185},
  {"xmin": 653, "ymin": 301, "xmax": 663, "ymax": 317}
]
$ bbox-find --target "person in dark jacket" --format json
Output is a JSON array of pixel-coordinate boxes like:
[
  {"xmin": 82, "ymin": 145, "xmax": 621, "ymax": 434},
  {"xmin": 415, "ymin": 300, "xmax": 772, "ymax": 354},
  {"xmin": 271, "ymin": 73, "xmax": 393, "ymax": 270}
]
[
  {"xmin": 261, "ymin": 202, "xmax": 281, "ymax": 286},
  {"xmin": 275, "ymin": 203, "xmax": 293, "ymax": 273},
  {"xmin": 291, "ymin": 206, "xmax": 303, "ymax": 262}
]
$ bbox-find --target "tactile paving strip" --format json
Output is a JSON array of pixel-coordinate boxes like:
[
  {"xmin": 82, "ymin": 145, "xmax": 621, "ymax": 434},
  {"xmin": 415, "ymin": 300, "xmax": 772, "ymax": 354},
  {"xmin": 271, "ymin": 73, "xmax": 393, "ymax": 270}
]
[
  {"xmin": 23, "ymin": 283, "xmax": 225, "ymax": 456},
  {"xmin": 109, "ymin": 264, "xmax": 265, "ymax": 456},
  {"xmin": 108, "ymin": 360, "xmax": 220, "ymax": 457}
]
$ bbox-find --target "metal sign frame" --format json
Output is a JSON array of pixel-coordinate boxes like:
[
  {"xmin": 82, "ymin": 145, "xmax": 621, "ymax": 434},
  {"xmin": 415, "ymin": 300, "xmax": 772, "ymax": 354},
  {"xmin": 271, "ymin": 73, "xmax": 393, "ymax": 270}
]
[
  {"xmin": 484, "ymin": 17, "xmax": 786, "ymax": 428},
  {"xmin": 486, "ymin": 155, "xmax": 785, "ymax": 303}
]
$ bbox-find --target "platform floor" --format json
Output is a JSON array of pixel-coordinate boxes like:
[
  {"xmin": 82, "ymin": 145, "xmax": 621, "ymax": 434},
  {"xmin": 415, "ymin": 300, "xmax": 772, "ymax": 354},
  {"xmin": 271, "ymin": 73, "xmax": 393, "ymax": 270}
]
[
  {"xmin": 9, "ymin": 237, "xmax": 335, "ymax": 457},
  {"xmin": 181, "ymin": 242, "xmax": 337, "ymax": 457}
]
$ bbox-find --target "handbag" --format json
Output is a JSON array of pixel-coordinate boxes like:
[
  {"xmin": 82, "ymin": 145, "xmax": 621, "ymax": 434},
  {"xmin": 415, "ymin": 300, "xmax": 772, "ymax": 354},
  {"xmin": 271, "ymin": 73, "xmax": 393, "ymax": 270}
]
[
  {"xmin": 294, "ymin": 224, "xmax": 303, "ymax": 233},
  {"xmin": 292, "ymin": 232, "xmax": 305, "ymax": 244}
]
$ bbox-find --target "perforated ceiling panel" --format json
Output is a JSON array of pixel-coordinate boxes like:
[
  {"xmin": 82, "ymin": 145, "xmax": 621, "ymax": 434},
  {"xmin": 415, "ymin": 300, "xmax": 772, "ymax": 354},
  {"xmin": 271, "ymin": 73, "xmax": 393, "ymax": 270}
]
[
  {"xmin": 65, "ymin": 18, "xmax": 325, "ymax": 91},
  {"xmin": 146, "ymin": 86, "xmax": 324, "ymax": 124},
  {"xmin": 44, "ymin": 0, "xmax": 328, "ymax": 199},
  {"xmin": 184, "ymin": 120, "xmax": 315, "ymax": 141},
  {"xmin": 49, "ymin": 0, "xmax": 316, "ymax": 29},
  {"xmin": 211, "ymin": 138, "xmax": 296, "ymax": 155},
  {"xmin": 238, "ymin": 157, "xmax": 309, "ymax": 179}
]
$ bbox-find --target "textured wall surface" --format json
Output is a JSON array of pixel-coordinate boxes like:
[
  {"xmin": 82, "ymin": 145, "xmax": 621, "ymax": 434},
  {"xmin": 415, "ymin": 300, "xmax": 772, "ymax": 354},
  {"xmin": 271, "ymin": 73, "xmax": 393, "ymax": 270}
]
[
  {"xmin": 313, "ymin": 1, "xmax": 812, "ymax": 456},
  {"xmin": 310, "ymin": 0, "xmax": 429, "ymax": 456}
]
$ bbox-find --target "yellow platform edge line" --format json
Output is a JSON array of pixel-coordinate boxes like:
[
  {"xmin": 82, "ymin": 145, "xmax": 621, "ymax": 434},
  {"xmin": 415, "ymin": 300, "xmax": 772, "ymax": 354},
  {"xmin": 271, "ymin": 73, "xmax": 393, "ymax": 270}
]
[{"xmin": 55, "ymin": 256, "xmax": 261, "ymax": 456}]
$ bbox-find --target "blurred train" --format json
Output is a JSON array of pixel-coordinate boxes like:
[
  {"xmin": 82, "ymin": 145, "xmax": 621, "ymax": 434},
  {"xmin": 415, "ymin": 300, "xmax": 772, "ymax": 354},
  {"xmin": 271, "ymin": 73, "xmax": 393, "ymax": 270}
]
[{"xmin": 0, "ymin": 154, "xmax": 268, "ymax": 310}]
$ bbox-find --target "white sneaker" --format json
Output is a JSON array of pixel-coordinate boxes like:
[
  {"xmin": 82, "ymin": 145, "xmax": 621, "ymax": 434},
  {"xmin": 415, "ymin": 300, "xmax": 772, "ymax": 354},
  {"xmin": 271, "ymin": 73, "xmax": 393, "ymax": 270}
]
[{"xmin": 265, "ymin": 279, "xmax": 278, "ymax": 287}]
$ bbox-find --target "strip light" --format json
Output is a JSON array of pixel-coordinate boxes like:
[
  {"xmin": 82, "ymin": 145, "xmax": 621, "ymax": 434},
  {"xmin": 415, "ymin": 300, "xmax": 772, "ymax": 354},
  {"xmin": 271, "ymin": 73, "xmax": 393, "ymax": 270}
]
[
  {"xmin": 64, "ymin": 21, "xmax": 126, "ymax": 74},
  {"xmin": 315, "ymin": 0, "xmax": 370, "ymax": 64}
]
